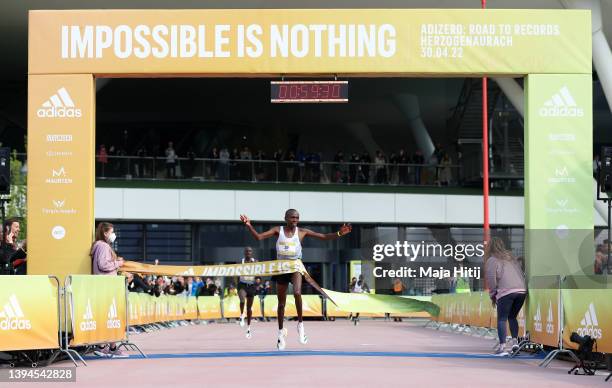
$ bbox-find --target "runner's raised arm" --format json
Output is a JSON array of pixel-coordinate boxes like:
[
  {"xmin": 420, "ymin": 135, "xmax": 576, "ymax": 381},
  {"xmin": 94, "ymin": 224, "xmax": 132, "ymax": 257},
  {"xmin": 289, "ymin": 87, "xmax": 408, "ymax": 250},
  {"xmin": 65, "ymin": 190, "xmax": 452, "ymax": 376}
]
[{"xmin": 240, "ymin": 214, "xmax": 278, "ymax": 241}]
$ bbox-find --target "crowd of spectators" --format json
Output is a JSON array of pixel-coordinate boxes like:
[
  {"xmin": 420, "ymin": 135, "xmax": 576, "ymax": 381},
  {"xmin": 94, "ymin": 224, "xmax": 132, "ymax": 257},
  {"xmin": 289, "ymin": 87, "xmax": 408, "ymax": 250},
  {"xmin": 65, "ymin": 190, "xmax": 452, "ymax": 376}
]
[
  {"xmin": 96, "ymin": 140, "xmax": 457, "ymax": 186},
  {"xmin": 126, "ymin": 273, "xmax": 272, "ymax": 300}
]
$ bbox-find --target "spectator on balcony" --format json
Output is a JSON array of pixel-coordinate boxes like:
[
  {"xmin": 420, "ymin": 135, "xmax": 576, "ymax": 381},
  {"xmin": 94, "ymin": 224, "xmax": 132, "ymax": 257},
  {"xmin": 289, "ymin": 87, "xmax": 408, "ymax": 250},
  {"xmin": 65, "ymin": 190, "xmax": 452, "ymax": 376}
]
[
  {"xmin": 165, "ymin": 141, "xmax": 177, "ymax": 178},
  {"xmin": 239, "ymin": 146, "xmax": 252, "ymax": 181},
  {"xmin": 427, "ymin": 151, "xmax": 439, "ymax": 185},
  {"xmin": 219, "ymin": 147, "xmax": 229, "ymax": 180},
  {"xmin": 285, "ymin": 151, "xmax": 296, "ymax": 182},
  {"xmin": 107, "ymin": 145, "xmax": 119, "ymax": 177},
  {"xmin": 297, "ymin": 150, "xmax": 306, "ymax": 181},
  {"xmin": 333, "ymin": 151, "xmax": 346, "ymax": 183},
  {"xmin": 310, "ymin": 152, "xmax": 321, "ymax": 182},
  {"xmin": 349, "ymin": 153, "xmax": 359, "ymax": 183},
  {"xmin": 397, "ymin": 149, "xmax": 409, "ymax": 185},
  {"xmin": 184, "ymin": 147, "xmax": 197, "ymax": 179},
  {"xmin": 389, "ymin": 151, "xmax": 398, "ymax": 184},
  {"xmin": 374, "ymin": 150, "xmax": 387, "ymax": 184},
  {"xmin": 254, "ymin": 149, "xmax": 267, "ymax": 181},
  {"xmin": 134, "ymin": 146, "xmax": 147, "ymax": 178},
  {"xmin": 413, "ymin": 149, "xmax": 424, "ymax": 185},
  {"xmin": 207, "ymin": 147, "xmax": 219, "ymax": 180},
  {"xmin": 439, "ymin": 153, "xmax": 452, "ymax": 186},
  {"xmin": 273, "ymin": 149, "xmax": 284, "ymax": 162},
  {"xmin": 361, "ymin": 152, "xmax": 371, "ymax": 183},
  {"xmin": 231, "ymin": 148, "xmax": 240, "ymax": 180},
  {"xmin": 117, "ymin": 147, "xmax": 128, "ymax": 177},
  {"xmin": 97, "ymin": 144, "xmax": 108, "ymax": 178}
]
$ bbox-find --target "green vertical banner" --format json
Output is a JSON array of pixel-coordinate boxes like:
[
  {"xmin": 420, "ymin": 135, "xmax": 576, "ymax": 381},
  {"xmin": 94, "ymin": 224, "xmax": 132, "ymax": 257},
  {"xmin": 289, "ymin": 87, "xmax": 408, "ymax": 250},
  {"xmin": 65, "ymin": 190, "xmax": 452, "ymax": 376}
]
[{"xmin": 525, "ymin": 74, "xmax": 593, "ymax": 278}]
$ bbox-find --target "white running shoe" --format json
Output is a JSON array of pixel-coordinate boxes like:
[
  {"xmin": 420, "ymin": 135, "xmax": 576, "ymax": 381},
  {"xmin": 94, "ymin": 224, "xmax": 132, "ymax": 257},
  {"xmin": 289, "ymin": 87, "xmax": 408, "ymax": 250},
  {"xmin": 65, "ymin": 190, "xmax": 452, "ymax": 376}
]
[
  {"xmin": 277, "ymin": 328, "xmax": 287, "ymax": 350},
  {"xmin": 239, "ymin": 314, "xmax": 245, "ymax": 327},
  {"xmin": 246, "ymin": 327, "xmax": 252, "ymax": 339},
  {"xmin": 493, "ymin": 344, "xmax": 509, "ymax": 357},
  {"xmin": 297, "ymin": 322, "xmax": 308, "ymax": 344}
]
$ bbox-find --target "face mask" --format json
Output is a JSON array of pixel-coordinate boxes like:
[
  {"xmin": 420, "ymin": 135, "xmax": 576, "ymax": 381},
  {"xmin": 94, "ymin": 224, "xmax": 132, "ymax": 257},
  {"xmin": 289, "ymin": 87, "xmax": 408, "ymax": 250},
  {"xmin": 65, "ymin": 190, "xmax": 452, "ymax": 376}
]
[{"xmin": 107, "ymin": 232, "xmax": 117, "ymax": 243}]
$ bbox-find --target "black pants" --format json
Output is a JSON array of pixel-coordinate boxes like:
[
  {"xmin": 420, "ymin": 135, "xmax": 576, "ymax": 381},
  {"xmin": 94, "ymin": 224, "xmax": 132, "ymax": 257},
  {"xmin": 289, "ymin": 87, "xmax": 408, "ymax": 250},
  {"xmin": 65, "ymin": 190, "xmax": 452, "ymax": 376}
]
[{"xmin": 496, "ymin": 292, "xmax": 526, "ymax": 343}]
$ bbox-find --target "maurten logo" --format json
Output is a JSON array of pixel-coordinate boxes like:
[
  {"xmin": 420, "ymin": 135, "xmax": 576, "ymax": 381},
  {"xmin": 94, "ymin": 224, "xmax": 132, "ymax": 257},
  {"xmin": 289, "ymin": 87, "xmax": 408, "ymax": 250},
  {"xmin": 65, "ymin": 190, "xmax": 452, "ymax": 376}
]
[
  {"xmin": 533, "ymin": 303, "xmax": 543, "ymax": 332},
  {"xmin": 539, "ymin": 86, "xmax": 584, "ymax": 117},
  {"xmin": 577, "ymin": 303, "xmax": 602, "ymax": 339},
  {"xmin": 80, "ymin": 299, "xmax": 96, "ymax": 331},
  {"xmin": 107, "ymin": 298, "xmax": 121, "ymax": 329},
  {"xmin": 0, "ymin": 295, "xmax": 32, "ymax": 330},
  {"xmin": 548, "ymin": 166, "xmax": 575, "ymax": 184},
  {"xmin": 46, "ymin": 167, "xmax": 73, "ymax": 184},
  {"xmin": 37, "ymin": 87, "xmax": 82, "ymax": 118}
]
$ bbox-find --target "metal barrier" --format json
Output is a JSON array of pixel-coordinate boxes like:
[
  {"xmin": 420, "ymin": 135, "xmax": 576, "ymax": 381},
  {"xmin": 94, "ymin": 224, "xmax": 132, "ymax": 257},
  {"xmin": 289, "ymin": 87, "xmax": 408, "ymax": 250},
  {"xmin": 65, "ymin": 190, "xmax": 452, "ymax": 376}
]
[
  {"xmin": 47, "ymin": 275, "xmax": 82, "ymax": 367},
  {"xmin": 64, "ymin": 275, "xmax": 145, "ymax": 366}
]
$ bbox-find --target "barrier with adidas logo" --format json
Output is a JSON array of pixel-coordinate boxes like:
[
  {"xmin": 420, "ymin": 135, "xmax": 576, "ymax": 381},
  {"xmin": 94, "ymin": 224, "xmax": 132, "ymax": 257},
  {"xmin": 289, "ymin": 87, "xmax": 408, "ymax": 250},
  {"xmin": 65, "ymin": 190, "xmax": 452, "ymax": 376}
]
[
  {"xmin": 0, "ymin": 276, "xmax": 60, "ymax": 352},
  {"xmin": 431, "ymin": 292, "xmax": 526, "ymax": 337},
  {"xmin": 263, "ymin": 295, "xmax": 322, "ymax": 318},
  {"xmin": 64, "ymin": 275, "xmax": 145, "ymax": 365},
  {"xmin": 431, "ymin": 276, "xmax": 612, "ymax": 362},
  {"xmin": 66, "ymin": 275, "xmax": 127, "ymax": 346},
  {"xmin": 223, "ymin": 295, "xmax": 264, "ymax": 319},
  {"xmin": 560, "ymin": 276, "xmax": 612, "ymax": 353}
]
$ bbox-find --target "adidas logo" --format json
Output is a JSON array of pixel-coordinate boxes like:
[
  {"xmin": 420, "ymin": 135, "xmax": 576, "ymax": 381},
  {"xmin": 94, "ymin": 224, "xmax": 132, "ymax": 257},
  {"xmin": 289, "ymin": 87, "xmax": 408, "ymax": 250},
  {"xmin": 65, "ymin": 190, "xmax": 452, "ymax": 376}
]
[
  {"xmin": 539, "ymin": 86, "xmax": 584, "ymax": 117},
  {"xmin": 37, "ymin": 87, "xmax": 82, "ymax": 118},
  {"xmin": 107, "ymin": 298, "xmax": 121, "ymax": 329},
  {"xmin": 546, "ymin": 301, "xmax": 554, "ymax": 334},
  {"xmin": 182, "ymin": 267, "xmax": 195, "ymax": 276},
  {"xmin": 533, "ymin": 303, "xmax": 542, "ymax": 332},
  {"xmin": 80, "ymin": 298, "xmax": 96, "ymax": 331},
  {"xmin": 577, "ymin": 303, "xmax": 602, "ymax": 339},
  {"xmin": 0, "ymin": 295, "xmax": 32, "ymax": 330}
]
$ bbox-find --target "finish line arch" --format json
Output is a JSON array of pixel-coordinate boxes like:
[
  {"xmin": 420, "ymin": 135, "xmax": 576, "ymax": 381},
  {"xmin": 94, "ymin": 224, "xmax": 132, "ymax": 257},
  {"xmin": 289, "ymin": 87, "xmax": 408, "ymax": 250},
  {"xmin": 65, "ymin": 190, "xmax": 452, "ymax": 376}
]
[{"xmin": 27, "ymin": 9, "xmax": 593, "ymax": 280}]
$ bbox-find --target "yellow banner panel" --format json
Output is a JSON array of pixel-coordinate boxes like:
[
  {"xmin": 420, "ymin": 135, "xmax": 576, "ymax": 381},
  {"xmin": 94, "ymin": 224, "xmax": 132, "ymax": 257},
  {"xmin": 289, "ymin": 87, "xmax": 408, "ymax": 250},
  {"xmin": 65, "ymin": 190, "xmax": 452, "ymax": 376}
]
[
  {"xmin": 197, "ymin": 296, "xmax": 222, "ymax": 320},
  {"xmin": 69, "ymin": 275, "xmax": 126, "ymax": 346},
  {"xmin": 27, "ymin": 74, "xmax": 95, "ymax": 280},
  {"xmin": 29, "ymin": 9, "xmax": 590, "ymax": 76},
  {"xmin": 0, "ymin": 276, "xmax": 60, "ymax": 351}
]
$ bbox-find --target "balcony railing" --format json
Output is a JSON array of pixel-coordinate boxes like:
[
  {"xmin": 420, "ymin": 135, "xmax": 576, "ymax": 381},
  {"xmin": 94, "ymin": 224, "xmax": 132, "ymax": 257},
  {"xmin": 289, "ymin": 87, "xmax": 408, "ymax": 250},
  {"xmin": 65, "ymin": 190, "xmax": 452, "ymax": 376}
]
[{"xmin": 96, "ymin": 155, "xmax": 463, "ymax": 187}]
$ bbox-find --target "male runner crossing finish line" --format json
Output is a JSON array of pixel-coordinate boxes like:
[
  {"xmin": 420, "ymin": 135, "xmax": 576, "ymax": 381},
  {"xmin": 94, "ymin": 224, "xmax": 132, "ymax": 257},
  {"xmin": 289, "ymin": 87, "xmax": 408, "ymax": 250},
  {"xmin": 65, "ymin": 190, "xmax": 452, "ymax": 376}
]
[{"xmin": 240, "ymin": 209, "xmax": 351, "ymax": 350}]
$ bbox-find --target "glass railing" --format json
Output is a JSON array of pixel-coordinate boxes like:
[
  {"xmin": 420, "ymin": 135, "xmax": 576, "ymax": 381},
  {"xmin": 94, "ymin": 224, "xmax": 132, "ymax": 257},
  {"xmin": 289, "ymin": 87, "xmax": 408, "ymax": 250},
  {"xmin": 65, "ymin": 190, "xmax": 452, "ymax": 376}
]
[{"xmin": 95, "ymin": 155, "xmax": 465, "ymax": 187}]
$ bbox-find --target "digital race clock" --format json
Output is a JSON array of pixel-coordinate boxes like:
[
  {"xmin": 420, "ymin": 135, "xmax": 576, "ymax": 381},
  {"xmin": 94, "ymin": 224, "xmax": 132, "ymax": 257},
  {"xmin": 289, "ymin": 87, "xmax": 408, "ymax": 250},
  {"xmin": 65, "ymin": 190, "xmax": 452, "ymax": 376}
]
[{"xmin": 270, "ymin": 81, "xmax": 349, "ymax": 103}]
